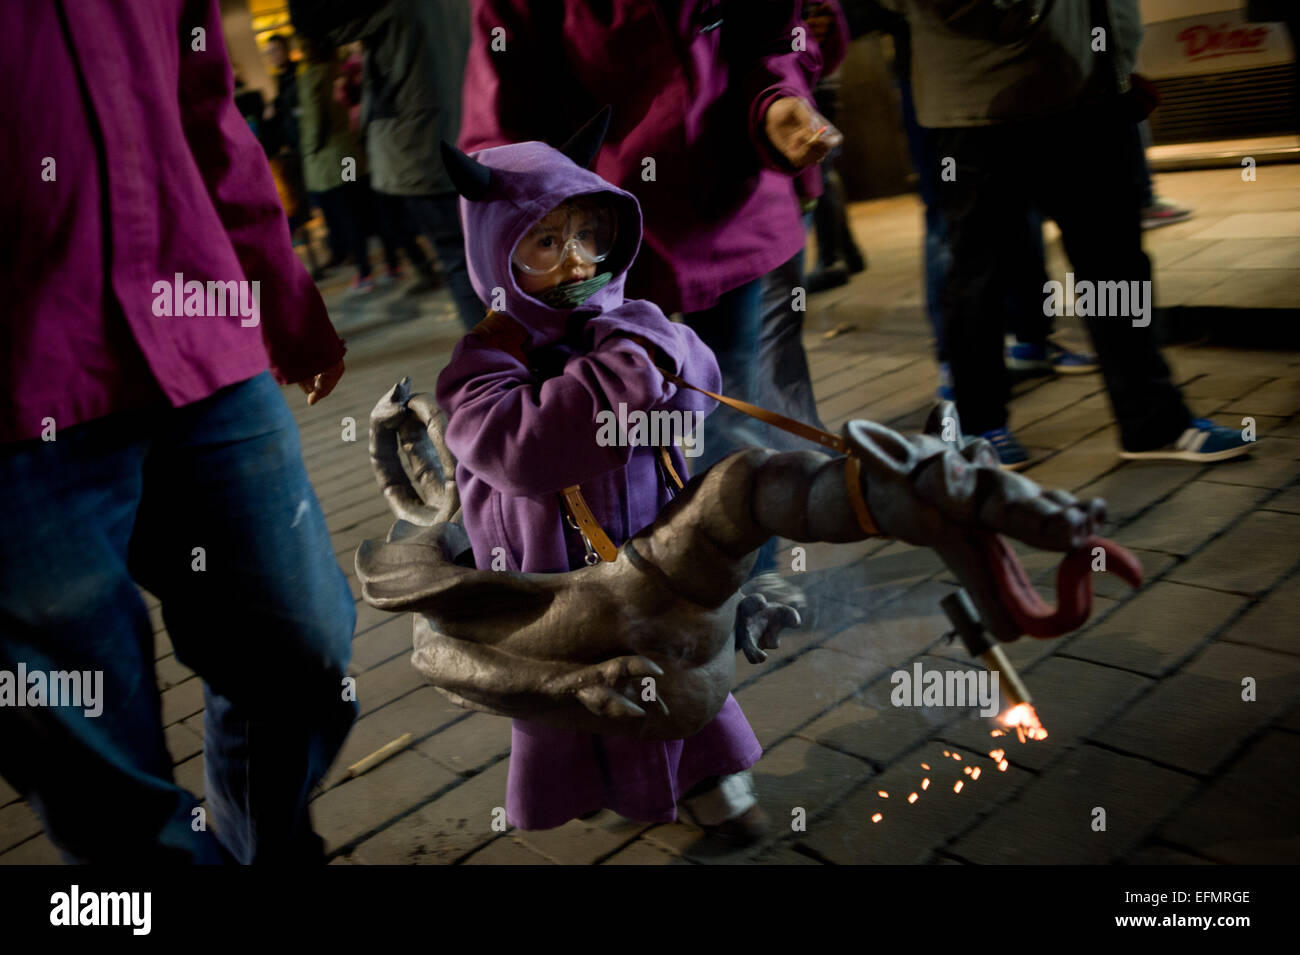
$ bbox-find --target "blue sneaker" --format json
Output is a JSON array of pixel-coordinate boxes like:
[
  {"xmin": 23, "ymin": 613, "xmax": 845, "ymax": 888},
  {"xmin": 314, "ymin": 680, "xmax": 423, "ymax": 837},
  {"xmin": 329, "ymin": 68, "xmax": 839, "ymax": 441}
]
[
  {"xmin": 980, "ymin": 426, "xmax": 1030, "ymax": 470},
  {"xmin": 1046, "ymin": 340, "xmax": 1099, "ymax": 374},
  {"xmin": 1006, "ymin": 339, "xmax": 1099, "ymax": 375},
  {"xmin": 1119, "ymin": 418, "xmax": 1254, "ymax": 463},
  {"xmin": 937, "ymin": 362, "xmax": 955, "ymax": 401}
]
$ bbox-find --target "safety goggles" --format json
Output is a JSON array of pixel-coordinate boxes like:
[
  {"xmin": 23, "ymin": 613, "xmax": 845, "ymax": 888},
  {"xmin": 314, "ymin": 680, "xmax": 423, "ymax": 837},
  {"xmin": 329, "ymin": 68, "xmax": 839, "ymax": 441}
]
[{"xmin": 511, "ymin": 198, "xmax": 617, "ymax": 275}]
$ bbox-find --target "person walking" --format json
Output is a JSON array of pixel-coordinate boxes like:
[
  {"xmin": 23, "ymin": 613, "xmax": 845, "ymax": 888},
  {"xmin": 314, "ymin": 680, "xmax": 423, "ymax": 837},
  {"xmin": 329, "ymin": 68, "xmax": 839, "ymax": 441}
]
[{"xmin": 0, "ymin": 0, "xmax": 358, "ymax": 863}]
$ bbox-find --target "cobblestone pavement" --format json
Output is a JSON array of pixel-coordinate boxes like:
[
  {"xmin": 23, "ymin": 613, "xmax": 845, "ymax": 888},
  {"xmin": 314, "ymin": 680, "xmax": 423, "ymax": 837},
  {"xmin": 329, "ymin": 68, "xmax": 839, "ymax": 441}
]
[{"xmin": 3, "ymin": 167, "xmax": 1297, "ymax": 865}]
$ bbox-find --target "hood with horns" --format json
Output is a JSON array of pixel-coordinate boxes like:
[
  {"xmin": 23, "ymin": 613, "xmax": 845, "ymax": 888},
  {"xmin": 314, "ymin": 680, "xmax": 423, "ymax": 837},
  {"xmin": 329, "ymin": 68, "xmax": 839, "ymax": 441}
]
[{"xmin": 443, "ymin": 108, "xmax": 644, "ymax": 349}]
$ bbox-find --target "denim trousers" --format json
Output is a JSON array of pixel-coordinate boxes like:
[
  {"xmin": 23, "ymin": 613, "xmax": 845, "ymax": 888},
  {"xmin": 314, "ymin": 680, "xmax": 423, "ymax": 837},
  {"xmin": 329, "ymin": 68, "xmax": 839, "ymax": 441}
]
[
  {"xmin": 0, "ymin": 373, "xmax": 358, "ymax": 863},
  {"xmin": 928, "ymin": 98, "xmax": 1190, "ymax": 448},
  {"xmin": 683, "ymin": 251, "xmax": 823, "ymax": 577}
]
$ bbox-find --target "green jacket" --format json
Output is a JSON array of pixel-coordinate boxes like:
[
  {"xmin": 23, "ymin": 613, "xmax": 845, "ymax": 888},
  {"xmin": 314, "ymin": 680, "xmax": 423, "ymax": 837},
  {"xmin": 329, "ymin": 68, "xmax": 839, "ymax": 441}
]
[
  {"xmin": 290, "ymin": 0, "xmax": 469, "ymax": 197},
  {"xmin": 881, "ymin": 0, "xmax": 1142, "ymax": 128},
  {"xmin": 298, "ymin": 61, "xmax": 368, "ymax": 193}
]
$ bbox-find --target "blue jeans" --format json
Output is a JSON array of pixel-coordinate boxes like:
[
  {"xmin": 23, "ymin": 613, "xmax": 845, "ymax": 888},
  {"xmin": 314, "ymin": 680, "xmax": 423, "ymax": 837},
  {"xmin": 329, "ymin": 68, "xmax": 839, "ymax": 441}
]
[
  {"xmin": 0, "ymin": 373, "xmax": 357, "ymax": 863},
  {"xmin": 684, "ymin": 278, "xmax": 778, "ymax": 575}
]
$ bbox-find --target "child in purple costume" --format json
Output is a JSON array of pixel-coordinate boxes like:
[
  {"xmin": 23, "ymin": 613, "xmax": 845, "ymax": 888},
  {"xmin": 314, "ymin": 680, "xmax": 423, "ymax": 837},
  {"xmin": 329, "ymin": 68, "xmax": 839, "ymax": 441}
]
[{"xmin": 435, "ymin": 132, "xmax": 767, "ymax": 836}]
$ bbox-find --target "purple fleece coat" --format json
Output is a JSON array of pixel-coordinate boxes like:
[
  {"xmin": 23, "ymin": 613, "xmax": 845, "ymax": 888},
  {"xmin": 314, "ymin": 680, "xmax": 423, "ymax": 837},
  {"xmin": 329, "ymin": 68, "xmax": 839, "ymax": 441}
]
[{"xmin": 435, "ymin": 141, "xmax": 762, "ymax": 830}]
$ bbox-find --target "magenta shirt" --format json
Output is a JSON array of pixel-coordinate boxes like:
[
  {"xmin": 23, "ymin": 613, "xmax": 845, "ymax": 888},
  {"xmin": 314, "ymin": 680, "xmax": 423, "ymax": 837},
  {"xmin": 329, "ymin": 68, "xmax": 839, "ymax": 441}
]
[
  {"xmin": 0, "ymin": 0, "xmax": 345, "ymax": 444},
  {"xmin": 458, "ymin": 0, "xmax": 832, "ymax": 315}
]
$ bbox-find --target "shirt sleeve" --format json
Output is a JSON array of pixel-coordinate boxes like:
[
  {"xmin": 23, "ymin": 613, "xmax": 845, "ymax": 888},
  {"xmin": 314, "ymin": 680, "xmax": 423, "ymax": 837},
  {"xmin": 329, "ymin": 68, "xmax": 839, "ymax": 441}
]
[
  {"xmin": 733, "ymin": 0, "xmax": 823, "ymax": 171},
  {"xmin": 176, "ymin": 0, "xmax": 345, "ymax": 385}
]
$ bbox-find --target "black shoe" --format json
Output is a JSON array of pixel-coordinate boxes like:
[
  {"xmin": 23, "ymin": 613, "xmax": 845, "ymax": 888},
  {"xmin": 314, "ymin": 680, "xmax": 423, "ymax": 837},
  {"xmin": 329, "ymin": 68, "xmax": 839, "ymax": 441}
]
[
  {"xmin": 844, "ymin": 249, "xmax": 866, "ymax": 274},
  {"xmin": 806, "ymin": 262, "xmax": 850, "ymax": 293}
]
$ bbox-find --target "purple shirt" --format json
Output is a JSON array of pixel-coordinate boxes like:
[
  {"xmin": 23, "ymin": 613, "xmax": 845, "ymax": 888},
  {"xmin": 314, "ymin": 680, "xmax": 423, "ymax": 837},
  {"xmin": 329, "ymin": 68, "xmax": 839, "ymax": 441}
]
[
  {"xmin": 459, "ymin": 0, "xmax": 826, "ymax": 315},
  {"xmin": 0, "ymin": 0, "xmax": 345, "ymax": 444}
]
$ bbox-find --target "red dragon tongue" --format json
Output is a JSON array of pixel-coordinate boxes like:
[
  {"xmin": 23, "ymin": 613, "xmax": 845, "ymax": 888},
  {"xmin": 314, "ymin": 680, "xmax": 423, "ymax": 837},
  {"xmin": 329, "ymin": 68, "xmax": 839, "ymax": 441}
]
[{"xmin": 984, "ymin": 535, "xmax": 1144, "ymax": 640}]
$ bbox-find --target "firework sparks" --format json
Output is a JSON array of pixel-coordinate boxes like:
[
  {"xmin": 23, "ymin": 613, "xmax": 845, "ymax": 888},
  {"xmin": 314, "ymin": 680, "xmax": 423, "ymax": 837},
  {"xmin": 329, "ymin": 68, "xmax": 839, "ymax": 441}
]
[
  {"xmin": 921, "ymin": 778, "xmax": 930, "ymax": 790},
  {"xmin": 971, "ymin": 767, "xmax": 981, "ymax": 780},
  {"xmin": 907, "ymin": 793, "xmax": 918, "ymax": 804},
  {"xmin": 1000, "ymin": 703, "xmax": 1049, "ymax": 741},
  {"xmin": 921, "ymin": 763, "xmax": 930, "ymax": 770},
  {"xmin": 871, "ymin": 813, "xmax": 883, "ymax": 823},
  {"xmin": 878, "ymin": 790, "xmax": 889, "ymax": 798},
  {"xmin": 953, "ymin": 780, "xmax": 964, "ymax": 793}
]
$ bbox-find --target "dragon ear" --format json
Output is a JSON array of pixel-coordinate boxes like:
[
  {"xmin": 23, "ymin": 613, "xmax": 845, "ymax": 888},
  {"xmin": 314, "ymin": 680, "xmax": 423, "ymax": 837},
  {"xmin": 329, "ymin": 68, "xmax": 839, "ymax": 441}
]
[
  {"xmin": 440, "ymin": 141, "xmax": 492, "ymax": 201},
  {"xmin": 558, "ymin": 106, "xmax": 612, "ymax": 169}
]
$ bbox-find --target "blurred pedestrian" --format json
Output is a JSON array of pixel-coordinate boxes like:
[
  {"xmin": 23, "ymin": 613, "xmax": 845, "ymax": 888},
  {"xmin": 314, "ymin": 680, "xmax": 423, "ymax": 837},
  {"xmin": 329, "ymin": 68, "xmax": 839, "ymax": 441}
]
[
  {"xmin": 882, "ymin": 0, "xmax": 1251, "ymax": 465},
  {"xmin": 299, "ymin": 37, "xmax": 376, "ymax": 292},
  {"xmin": 290, "ymin": 0, "xmax": 484, "ymax": 327},
  {"xmin": 0, "ymin": 0, "xmax": 357, "ymax": 862}
]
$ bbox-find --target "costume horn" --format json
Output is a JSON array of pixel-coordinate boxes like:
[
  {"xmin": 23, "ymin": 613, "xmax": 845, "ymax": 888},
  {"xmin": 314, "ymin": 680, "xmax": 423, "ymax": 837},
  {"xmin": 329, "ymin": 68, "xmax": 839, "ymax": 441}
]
[
  {"xmin": 440, "ymin": 141, "xmax": 492, "ymax": 201},
  {"xmin": 558, "ymin": 106, "xmax": 612, "ymax": 169}
]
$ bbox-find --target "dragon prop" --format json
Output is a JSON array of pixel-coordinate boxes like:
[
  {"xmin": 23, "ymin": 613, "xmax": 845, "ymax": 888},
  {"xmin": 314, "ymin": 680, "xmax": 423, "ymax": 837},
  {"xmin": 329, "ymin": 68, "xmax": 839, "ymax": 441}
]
[{"xmin": 356, "ymin": 379, "xmax": 1142, "ymax": 740}]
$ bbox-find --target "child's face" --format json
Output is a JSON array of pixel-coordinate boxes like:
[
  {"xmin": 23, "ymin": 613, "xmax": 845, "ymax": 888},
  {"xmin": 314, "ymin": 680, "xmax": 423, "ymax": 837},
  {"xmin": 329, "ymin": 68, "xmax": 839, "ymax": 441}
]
[{"xmin": 512, "ymin": 201, "xmax": 606, "ymax": 296}]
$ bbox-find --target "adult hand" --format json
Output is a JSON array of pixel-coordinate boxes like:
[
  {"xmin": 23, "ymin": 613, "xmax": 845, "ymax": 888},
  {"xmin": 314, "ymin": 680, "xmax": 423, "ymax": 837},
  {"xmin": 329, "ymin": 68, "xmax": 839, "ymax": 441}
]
[
  {"xmin": 764, "ymin": 96, "xmax": 842, "ymax": 170},
  {"xmin": 298, "ymin": 358, "xmax": 345, "ymax": 405},
  {"xmin": 804, "ymin": 2, "xmax": 835, "ymax": 45}
]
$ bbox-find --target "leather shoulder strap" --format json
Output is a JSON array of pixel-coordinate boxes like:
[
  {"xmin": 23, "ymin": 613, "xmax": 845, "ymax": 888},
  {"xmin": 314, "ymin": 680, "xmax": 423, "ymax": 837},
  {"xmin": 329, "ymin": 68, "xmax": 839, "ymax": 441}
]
[{"xmin": 470, "ymin": 310, "xmax": 530, "ymax": 366}]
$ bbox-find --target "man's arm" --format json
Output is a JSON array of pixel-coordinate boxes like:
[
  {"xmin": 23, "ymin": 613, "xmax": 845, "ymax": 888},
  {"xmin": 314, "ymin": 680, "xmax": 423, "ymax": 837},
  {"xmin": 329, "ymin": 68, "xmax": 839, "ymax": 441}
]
[{"xmin": 177, "ymin": 0, "xmax": 344, "ymax": 388}]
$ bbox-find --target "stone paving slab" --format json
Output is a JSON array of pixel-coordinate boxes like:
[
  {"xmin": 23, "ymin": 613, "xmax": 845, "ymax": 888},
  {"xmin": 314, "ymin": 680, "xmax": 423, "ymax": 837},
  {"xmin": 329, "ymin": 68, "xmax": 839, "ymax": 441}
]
[
  {"xmin": 0, "ymin": 802, "xmax": 43, "ymax": 855},
  {"xmin": 1158, "ymin": 730, "xmax": 1300, "ymax": 864},
  {"xmin": 940, "ymin": 656, "xmax": 1152, "ymax": 773},
  {"xmin": 461, "ymin": 835, "xmax": 555, "ymax": 865},
  {"xmin": 321, "ymin": 686, "xmax": 465, "ymax": 790},
  {"xmin": 164, "ymin": 722, "xmax": 204, "ymax": 765},
  {"xmin": 602, "ymin": 837, "xmax": 690, "ymax": 865},
  {"xmin": 0, "ymin": 833, "xmax": 62, "ymax": 865},
  {"xmin": 414, "ymin": 711, "xmax": 512, "ymax": 778},
  {"xmin": 797, "ymin": 740, "xmax": 1030, "ymax": 865},
  {"xmin": 733, "ymin": 648, "xmax": 887, "ymax": 749},
  {"xmin": 1023, "ymin": 427, "xmax": 1124, "ymax": 494},
  {"xmin": 1222, "ymin": 572, "xmax": 1300, "ymax": 658},
  {"xmin": 1119, "ymin": 481, "xmax": 1269, "ymax": 556},
  {"xmin": 951, "ymin": 745, "xmax": 1197, "ymax": 864},
  {"xmin": 1164, "ymin": 510, "xmax": 1300, "ymax": 596},
  {"xmin": 1093, "ymin": 641, "xmax": 1300, "ymax": 775},
  {"xmin": 1126, "ymin": 846, "xmax": 1214, "ymax": 865},
  {"xmin": 515, "ymin": 813, "xmax": 650, "ymax": 865},
  {"xmin": 160, "ymin": 676, "xmax": 206, "ymax": 727},
  {"xmin": 1198, "ymin": 438, "xmax": 1300, "ymax": 490},
  {"xmin": 751, "ymin": 736, "xmax": 872, "ymax": 840},
  {"xmin": 1076, "ymin": 463, "xmax": 1200, "ymax": 527},
  {"xmin": 1065, "ymin": 580, "xmax": 1250, "ymax": 677},
  {"xmin": 348, "ymin": 758, "xmax": 507, "ymax": 864},
  {"xmin": 311, "ymin": 749, "xmax": 460, "ymax": 855},
  {"xmin": 796, "ymin": 655, "xmax": 981, "ymax": 767},
  {"xmin": 818, "ymin": 580, "xmax": 951, "ymax": 670},
  {"xmin": 1261, "ymin": 484, "xmax": 1300, "ymax": 513},
  {"xmin": 351, "ymin": 653, "xmax": 431, "ymax": 719}
]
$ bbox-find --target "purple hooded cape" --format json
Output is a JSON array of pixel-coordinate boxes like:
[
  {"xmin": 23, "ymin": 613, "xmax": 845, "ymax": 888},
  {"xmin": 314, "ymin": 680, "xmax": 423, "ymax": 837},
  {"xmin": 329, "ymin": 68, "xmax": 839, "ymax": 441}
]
[{"xmin": 435, "ymin": 140, "xmax": 762, "ymax": 830}]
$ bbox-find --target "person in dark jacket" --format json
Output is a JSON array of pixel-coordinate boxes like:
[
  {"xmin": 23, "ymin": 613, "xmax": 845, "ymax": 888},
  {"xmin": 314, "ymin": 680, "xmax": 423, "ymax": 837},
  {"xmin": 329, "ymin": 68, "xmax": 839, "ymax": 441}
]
[{"xmin": 290, "ymin": 0, "xmax": 484, "ymax": 327}]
